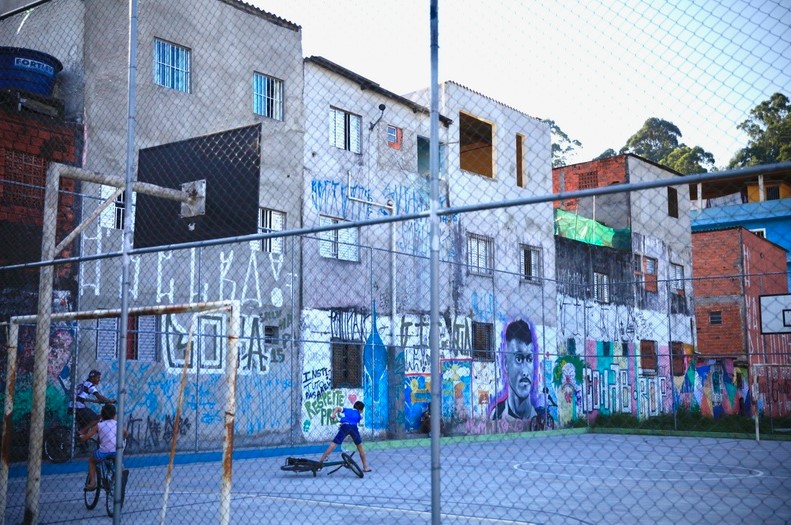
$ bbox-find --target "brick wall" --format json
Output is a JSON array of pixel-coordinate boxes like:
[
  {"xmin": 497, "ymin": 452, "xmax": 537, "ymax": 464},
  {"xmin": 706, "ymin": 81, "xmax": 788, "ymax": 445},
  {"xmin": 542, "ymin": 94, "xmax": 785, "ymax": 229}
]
[
  {"xmin": 552, "ymin": 155, "xmax": 628, "ymax": 210},
  {"xmin": 0, "ymin": 107, "xmax": 78, "ymax": 263}
]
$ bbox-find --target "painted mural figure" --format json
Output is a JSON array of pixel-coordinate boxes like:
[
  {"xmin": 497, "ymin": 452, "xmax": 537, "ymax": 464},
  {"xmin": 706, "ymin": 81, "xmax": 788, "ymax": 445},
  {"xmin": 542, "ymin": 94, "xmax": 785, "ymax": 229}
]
[
  {"xmin": 490, "ymin": 319, "xmax": 540, "ymax": 421},
  {"xmin": 318, "ymin": 401, "xmax": 372, "ymax": 472}
]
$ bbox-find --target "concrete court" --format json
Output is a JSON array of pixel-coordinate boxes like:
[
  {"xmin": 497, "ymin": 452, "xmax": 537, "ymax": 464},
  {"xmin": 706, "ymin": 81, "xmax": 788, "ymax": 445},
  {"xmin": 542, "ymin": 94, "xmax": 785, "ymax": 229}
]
[{"xmin": 4, "ymin": 431, "xmax": 791, "ymax": 525}]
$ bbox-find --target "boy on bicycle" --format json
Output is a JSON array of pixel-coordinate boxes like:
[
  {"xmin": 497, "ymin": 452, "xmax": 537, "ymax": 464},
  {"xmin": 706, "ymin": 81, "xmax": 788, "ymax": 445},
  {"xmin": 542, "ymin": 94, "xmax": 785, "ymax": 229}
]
[
  {"xmin": 81, "ymin": 403, "xmax": 126, "ymax": 491},
  {"xmin": 72, "ymin": 370, "xmax": 115, "ymax": 434},
  {"xmin": 318, "ymin": 400, "xmax": 372, "ymax": 472}
]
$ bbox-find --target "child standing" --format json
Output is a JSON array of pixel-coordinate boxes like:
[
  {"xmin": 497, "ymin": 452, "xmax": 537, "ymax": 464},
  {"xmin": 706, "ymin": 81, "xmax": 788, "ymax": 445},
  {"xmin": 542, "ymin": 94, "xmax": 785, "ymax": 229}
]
[{"xmin": 319, "ymin": 400, "xmax": 372, "ymax": 472}]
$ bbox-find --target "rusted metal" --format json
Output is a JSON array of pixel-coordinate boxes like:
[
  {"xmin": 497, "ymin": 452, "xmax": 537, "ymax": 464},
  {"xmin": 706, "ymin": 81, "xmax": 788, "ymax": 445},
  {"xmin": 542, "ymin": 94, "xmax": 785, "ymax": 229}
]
[
  {"xmin": 159, "ymin": 310, "xmax": 200, "ymax": 525},
  {"xmin": 0, "ymin": 322, "xmax": 19, "ymax": 515},
  {"xmin": 49, "ymin": 162, "xmax": 194, "ymax": 204},
  {"xmin": 219, "ymin": 302, "xmax": 240, "ymax": 525},
  {"xmin": 54, "ymin": 186, "xmax": 124, "ymax": 256},
  {"xmin": 23, "ymin": 163, "xmax": 60, "ymax": 525}
]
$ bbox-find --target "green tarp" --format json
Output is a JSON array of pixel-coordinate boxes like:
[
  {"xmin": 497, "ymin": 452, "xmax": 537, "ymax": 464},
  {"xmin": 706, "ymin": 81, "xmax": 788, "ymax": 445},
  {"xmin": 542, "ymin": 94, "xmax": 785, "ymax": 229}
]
[{"xmin": 554, "ymin": 208, "xmax": 631, "ymax": 250}]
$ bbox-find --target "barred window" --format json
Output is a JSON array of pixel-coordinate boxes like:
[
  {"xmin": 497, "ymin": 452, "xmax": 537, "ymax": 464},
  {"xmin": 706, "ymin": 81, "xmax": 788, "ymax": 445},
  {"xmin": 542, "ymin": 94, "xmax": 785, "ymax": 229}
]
[
  {"xmin": 520, "ymin": 244, "xmax": 541, "ymax": 281},
  {"xmin": 331, "ymin": 341, "xmax": 362, "ymax": 388},
  {"xmin": 471, "ymin": 322, "xmax": 494, "ymax": 361},
  {"xmin": 153, "ymin": 39, "xmax": 190, "ymax": 93},
  {"xmin": 593, "ymin": 272, "xmax": 610, "ymax": 303},
  {"xmin": 97, "ymin": 315, "xmax": 157, "ymax": 362},
  {"xmin": 256, "ymin": 208, "xmax": 285, "ymax": 254},
  {"xmin": 253, "ymin": 72, "xmax": 284, "ymax": 120},
  {"xmin": 467, "ymin": 233, "xmax": 494, "ymax": 275}
]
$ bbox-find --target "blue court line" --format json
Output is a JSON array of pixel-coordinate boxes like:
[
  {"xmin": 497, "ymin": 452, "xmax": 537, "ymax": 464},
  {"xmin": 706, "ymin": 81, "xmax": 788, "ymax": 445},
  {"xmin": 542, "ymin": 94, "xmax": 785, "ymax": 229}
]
[{"xmin": 8, "ymin": 444, "xmax": 325, "ymax": 479}]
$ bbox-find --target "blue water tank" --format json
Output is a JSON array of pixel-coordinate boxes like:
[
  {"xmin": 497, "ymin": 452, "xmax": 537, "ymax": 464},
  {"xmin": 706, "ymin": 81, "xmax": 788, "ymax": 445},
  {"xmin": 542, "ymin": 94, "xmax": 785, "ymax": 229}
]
[{"xmin": 0, "ymin": 47, "xmax": 62, "ymax": 96}]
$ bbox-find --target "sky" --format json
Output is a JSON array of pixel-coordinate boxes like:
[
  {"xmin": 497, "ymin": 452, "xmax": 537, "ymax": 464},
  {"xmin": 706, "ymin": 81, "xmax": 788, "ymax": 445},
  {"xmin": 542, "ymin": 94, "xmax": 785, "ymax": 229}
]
[{"xmin": 252, "ymin": 0, "xmax": 790, "ymax": 168}]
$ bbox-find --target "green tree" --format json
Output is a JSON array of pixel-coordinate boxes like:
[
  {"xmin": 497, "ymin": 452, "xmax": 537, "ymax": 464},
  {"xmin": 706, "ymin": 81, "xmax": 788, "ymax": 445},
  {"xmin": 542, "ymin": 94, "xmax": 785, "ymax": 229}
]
[
  {"xmin": 621, "ymin": 118, "xmax": 682, "ymax": 162},
  {"xmin": 594, "ymin": 148, "xmax": 617, "ymax": 160},
  {"xmin": 660, "ymin": 145, "xmax": 715, "ymax": 174},
  {"xmin": 729, "ymin": 92, "xmax": 791, "ymax": 168},
  {"xmin": 547, "ymin": 119, "xmax": 582, "ymax": 167}
]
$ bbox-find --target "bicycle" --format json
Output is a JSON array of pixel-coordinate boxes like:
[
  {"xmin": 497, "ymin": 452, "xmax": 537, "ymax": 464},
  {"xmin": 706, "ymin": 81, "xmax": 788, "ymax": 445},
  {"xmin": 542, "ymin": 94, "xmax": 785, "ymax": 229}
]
[
  {"xmin": 44, "ymin": 400, "xmax": 109, "ymax": 463},
  {"xmin": 83, "ymin": 444, "xmax": 129, "ymax": 517},
  {"xmin": 529, "ymin": 396, "xmax": 557, "ymax": 432},
  {"xmin": 280, "ymin": 450, "xmax": 365, "ymax": 478}
]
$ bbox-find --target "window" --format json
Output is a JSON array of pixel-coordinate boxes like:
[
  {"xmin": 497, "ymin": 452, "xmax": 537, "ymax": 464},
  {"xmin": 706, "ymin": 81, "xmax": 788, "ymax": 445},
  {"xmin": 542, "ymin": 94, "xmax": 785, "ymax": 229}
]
[
  {"xmin": 329, "ymin": 107, "xmax": 361, "ymax": 153},
  {"xmin": 643, "ymin": 256, "xmax": 658, "ymax": 292},
  {"xmin": 331, "ymin": 341, "xmax": 362, "ymax": 387},
  {"xmin": 709, "ymin": 311, "xmax": 722, "ymax": 325},
  {"xmin": 671, "ymin": 342, "xmax": 685, "ymax": 376},
  {"xmin": 670, "ymin": 263, "xmax": 684, "ymax": 293},
  {"xmin": 668, "ymin": 187, "xmax": 679, "ymax": 218},
  {"xmin": 459, "ymin": 112, "xmax": 493, "ymax": 178},
  {"xmin": 471, "ymin": 322, "xmax": 494, "ymax": 361},
  {"xmin": 387, "ymin": 125, "xmax": 403, "ymax": 150},
  {"xmin": 264, "ymin": 326, "xmax": 279, "ymax": 345},
  {"xmin": 516, "ymin": 134, "xmax": 525, "ymax": 187},
  {"xmin": 578, "ymin": 171, "xmax": 598, "ymax": 190},
  {"xmin": 319, "ymin": 215, "xmax": 359, "ymax": 261},
  {"xmin": 255, "ymin": 208, "xmax": 285, "ymax": 254},
  {"xmin": 417, "ymin": 136, "xmax": 447, "ymax": 176},
  {"xmin": 97, "ymin": 315, "xmax": 157, "ymax": 361},
  {"xmin": 253, "ymin": 72, "xmax": 283, "ymax": 120},
  {"xmin": 153, "ymin": 39, "xmax": 190, "ymax": 92},
  {"xmin": 467, "ymin": 234, "xmax": 494, "ymax": 275},
  {"xmin": 520, "ymin": 244, "xmax": 541, "ymax": 281},
  {"xmin": 766, "ymin": 185, "xmax": 780, "ymax": 200},
  {"xmin": 593, "ymin": 272, "xmax": 610, "ymax": 303},
  {"xmin": 640, "ymin": 340, "xmax": 657, "ymax": 373},
  {"xmin": 750, "ymin": 228, "xmax": 766, "ymax": 239}
]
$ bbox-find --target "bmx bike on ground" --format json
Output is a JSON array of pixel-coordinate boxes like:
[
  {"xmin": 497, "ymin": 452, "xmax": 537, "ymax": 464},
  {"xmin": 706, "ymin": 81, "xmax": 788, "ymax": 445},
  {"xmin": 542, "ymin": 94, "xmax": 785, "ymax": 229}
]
[{"xmin": 280, "ymin": 451, "xmax": 364, "ymax": 478}]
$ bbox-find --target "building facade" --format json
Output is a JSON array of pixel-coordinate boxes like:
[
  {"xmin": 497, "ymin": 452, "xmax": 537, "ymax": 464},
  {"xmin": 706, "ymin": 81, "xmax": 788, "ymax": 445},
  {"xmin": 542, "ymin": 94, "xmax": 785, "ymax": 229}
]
[{"xmin": 552, "ymin": 154, "xmax": 696, "ymax": 422}]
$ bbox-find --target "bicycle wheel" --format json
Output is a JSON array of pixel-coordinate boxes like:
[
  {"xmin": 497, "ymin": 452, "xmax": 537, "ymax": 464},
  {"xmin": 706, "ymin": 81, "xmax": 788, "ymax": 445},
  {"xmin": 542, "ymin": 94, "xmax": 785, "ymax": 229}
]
[
  {"xmin": 545, "ymin": 415, "xmax": 555, "ymax": 430},
  {"xmin": 44, "ymin": 426, "xmax": 72, "ymax": 463},
  {"xmin": 341, "ymin": 452, "xmax": 364, "ymax": 479},
  {"xmin": 83, "ymin": 472, "xmax": 100, "ymax": 510},
  {"xmin": 105, "ymin": 466, "xmax": 117, "ymax": 517},
  {"xmin": 529, "ymin": 416, "xmax": 541, "ymax": 432}
]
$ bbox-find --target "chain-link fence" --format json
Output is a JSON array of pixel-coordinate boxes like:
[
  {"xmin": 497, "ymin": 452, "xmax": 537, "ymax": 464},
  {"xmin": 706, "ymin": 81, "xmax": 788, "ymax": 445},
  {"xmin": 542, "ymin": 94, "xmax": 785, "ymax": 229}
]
[{"xmin": 1, "ymin": 0, "xmax": 790, "ymax": 524}]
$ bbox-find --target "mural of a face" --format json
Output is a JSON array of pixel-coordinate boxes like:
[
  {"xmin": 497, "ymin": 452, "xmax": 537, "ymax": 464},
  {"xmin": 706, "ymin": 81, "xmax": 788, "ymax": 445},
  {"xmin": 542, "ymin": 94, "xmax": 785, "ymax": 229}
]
[
  {"xmin": 47, "ymin": 329, "xmax": 74, "ymax": 381},
  {"xmin": 506, "ymin": 336, "xmax": 533, "ymax": 402}
]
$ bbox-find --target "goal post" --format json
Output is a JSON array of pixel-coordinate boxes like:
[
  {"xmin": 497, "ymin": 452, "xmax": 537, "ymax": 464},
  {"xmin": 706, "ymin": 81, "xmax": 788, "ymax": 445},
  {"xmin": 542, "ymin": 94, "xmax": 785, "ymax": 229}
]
[{"xmin": 0, "ymin": 299, "xmax": 240, "ymax": 524}]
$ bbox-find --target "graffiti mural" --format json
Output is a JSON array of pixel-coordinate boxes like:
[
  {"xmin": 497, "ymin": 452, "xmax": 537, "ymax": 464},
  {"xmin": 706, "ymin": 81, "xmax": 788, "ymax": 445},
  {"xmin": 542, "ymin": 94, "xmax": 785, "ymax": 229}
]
[
  {"xmin": 363, "ymin": 303, "xmax": 388, "ymax": 430},
  {"xmin": 675, "ymin": 358, "xmax": 751, "ymax": 418},
  {"xmin": 441, "ymin": 359, "xmax": 471, "ymax": 424},
  {"xmin": 489, "ymin": 319, "xmax": 541, "ymax": 427}
]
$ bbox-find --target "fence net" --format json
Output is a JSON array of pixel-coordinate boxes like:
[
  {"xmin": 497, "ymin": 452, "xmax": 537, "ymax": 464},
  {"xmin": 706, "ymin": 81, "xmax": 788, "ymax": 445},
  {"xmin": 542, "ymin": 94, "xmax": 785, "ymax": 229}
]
[{"xmin": 0, "ymin": 0, "xmax": 790, "ymax": 524}]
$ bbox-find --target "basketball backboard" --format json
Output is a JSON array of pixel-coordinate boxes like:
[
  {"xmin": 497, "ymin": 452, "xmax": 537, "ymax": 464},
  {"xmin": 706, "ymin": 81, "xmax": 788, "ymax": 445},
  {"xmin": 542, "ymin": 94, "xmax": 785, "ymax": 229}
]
[{"xmin": 759, "ymin": 294, "xmax": 791, "ymax": 334}]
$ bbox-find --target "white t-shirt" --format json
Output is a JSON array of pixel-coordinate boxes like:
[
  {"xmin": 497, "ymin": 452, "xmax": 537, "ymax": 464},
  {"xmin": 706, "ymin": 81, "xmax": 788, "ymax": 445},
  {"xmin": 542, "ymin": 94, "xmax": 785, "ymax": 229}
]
[{"xmin": 97, "ymin": 419, "xmax": 117, "ymax": 454}]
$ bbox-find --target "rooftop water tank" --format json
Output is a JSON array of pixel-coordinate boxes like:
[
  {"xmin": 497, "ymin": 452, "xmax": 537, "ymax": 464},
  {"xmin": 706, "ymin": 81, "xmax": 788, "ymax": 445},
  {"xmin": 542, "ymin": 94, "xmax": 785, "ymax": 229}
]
[{"xmin": 0, "ymin": 47, "xmax": 62, "ymax": 97}]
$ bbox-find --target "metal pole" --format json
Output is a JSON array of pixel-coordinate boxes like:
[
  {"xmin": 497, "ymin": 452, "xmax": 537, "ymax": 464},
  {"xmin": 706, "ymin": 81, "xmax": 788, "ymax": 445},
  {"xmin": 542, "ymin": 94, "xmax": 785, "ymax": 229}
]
[
  {"xmin": 429, "ymin": 1, "xmax": 441, "ymax": 523},
  {"xmin": 23, "ymin": 159, "xmax": 59, "ymax": 525},
  {"xmin": 113, "ymin": 0, "xmax": 138, "ymax": 520},
  {"xmin": 0, "ymin": 322, "xmax": 19, "ymax": 514},
  {"xmin": 219, "ymin": 301, "xmax": 240, "ymax": 525}
]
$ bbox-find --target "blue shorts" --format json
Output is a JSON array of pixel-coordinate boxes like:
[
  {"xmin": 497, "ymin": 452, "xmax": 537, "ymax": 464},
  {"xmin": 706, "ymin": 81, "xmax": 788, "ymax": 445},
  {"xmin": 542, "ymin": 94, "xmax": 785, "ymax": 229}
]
[
  {"xmin": 93, "ymin": 450, "xmax": 115, "ymax": 462},
  {"xmin": 332, "ymin": 423, "xmax": 362, "ymax": 445}
]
